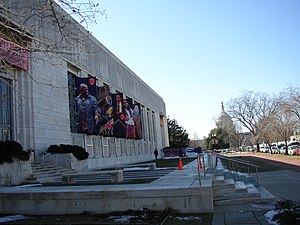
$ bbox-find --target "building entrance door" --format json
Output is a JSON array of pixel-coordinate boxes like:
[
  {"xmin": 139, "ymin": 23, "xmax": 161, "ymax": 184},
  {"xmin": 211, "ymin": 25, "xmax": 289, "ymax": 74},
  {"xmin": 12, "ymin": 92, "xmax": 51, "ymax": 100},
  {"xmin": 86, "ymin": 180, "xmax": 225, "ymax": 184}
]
[{"xmin": 0, "ymin": 78, "xmax": 12, "ymax": 141}]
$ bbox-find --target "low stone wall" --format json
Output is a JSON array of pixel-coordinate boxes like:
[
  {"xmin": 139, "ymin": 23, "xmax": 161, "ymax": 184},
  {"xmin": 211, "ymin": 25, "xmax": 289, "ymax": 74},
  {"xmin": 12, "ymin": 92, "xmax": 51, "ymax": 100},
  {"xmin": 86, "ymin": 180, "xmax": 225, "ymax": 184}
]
[
  {"xmin": 0, "ymin": 159, "xmax": 32, "ymax": 186},
  {"xmin": 41, "ymin": 152, "xmax": 153, "ymax": 172},
  {"xmin": 0, "ymin": 162, "xmax": 214, "ymax": 214},
  {"xmin": 0, "ymin": 186, "xmax": 213, "ymax": 214}
]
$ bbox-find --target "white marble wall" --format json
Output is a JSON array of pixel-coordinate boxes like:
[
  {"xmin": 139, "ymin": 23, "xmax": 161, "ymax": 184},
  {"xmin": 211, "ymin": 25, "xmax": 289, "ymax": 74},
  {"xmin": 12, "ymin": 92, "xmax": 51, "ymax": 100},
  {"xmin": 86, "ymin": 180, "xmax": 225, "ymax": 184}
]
[
  {"xmin": 0, "ymin": 160, "xmax": 32, "ymax": 186},
  {"xmin": 2, "ymin": 0, "xmax": 168, "ymax": 169}
]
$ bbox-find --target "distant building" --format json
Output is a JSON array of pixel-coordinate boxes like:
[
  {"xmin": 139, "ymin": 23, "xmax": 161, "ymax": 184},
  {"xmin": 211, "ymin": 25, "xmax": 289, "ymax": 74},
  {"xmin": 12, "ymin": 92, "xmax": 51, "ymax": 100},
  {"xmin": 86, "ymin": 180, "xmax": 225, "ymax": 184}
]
[
  {"xmin": 216, "ymin": 102, "xmax": 237, "ymax": 148},
  {"xmin": 291, "ymin": 132, "xmax": 300, "ymax": 142},
  {"xmin": 0, "ymin": 0, "xmax": 169, "ymax": 169},
  {"xmin": 216, "ymin": 102, "xmax": 234, "ymax": 132},
  {"xmin": 215, "ymin": 102, "xmax": 254, "ymax": 149}
]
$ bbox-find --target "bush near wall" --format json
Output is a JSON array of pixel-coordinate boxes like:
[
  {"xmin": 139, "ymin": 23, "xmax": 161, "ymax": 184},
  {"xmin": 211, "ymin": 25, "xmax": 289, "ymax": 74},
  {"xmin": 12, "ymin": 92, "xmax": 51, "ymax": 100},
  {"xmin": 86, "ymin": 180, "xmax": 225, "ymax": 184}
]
[
  {"xmin": 0, "ymin": 140, "xmax": 30, "ymax": 164},
  {"xmin": 47, "ymin": 144, "xmax": 89, "ymax": 160}
]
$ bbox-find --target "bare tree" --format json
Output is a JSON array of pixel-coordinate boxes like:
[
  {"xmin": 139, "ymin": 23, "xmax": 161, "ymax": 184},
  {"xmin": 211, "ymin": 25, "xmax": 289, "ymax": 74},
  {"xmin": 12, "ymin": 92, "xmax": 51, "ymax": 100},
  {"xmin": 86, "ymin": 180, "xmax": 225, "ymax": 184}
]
[
  {"xmin": 55, "ymin": 0, "xmax": 105, "ymax": 28},
  {"xmin": 271, "ymin": 99, "xmax": 298, "ymax": 154},
  {"xmin": 282, "ymin": 86, "xmax": 300, "ymax": 121},
  {"xmin": 256, "ymin": 115, "xmax": 280, "ymax": 153},
  {"xmin": 226, "ymin": 91, "xmax": 278, "ymax": 151},
  {"xmin": 230, "ymin": 122, "xmax": 246, "ymax": 150}
]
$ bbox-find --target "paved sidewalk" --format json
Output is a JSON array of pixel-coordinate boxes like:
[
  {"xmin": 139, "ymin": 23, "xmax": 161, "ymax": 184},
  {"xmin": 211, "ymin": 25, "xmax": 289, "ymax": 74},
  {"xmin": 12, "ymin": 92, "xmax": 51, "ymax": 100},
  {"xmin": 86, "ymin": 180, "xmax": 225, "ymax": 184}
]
[{"xmin": 212, "ymin": 167, "xmax": 300, "ymax": 224}]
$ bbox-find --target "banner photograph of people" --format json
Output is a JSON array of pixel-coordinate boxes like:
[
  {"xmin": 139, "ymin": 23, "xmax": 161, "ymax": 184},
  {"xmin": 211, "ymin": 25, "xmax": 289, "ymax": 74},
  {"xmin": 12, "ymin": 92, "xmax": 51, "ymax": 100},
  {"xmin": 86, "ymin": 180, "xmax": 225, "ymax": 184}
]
[{"xmin": 75, "ymin": 77, "xmax": 143, "ymax": 139}]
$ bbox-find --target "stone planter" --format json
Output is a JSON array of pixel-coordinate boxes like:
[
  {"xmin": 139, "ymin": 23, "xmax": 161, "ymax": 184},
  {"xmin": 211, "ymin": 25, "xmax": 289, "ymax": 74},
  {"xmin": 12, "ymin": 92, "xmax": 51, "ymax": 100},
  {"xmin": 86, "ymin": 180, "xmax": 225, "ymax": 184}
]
[{"xmin": 0, "ymin": 159, "xmax": 32, "ymax": 186}]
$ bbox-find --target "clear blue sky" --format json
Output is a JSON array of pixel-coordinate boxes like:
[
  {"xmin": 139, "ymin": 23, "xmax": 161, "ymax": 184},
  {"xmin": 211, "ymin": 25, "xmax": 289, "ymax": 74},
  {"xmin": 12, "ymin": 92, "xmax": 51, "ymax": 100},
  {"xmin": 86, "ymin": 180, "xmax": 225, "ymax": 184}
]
[{"xmin": 89, "ymin": 0, "xmax": 300, "ymax": 139}]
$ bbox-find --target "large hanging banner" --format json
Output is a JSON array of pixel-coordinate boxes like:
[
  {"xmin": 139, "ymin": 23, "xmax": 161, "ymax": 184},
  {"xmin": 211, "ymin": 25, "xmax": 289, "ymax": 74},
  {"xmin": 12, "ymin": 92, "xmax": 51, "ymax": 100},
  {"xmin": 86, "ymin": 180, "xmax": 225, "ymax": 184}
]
[
  {"xmin": 75, "ymin": 77, "xmax": 98, "ymax": 135},
  {"xmin": 74, "ymin": 77, "xmax": 143, "ymax": 139}
]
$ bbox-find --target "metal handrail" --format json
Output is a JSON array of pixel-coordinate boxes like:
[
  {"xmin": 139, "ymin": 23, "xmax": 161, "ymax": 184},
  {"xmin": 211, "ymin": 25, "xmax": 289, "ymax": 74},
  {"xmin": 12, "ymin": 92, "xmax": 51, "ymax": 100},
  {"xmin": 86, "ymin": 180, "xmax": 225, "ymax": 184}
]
[
  {"xmin": 28, "ymin": 148, "xmax": 72, "ymax": 169},
  {"xmin": 216, "ymin": 154, "xmax": 259, "ymax": 185}
]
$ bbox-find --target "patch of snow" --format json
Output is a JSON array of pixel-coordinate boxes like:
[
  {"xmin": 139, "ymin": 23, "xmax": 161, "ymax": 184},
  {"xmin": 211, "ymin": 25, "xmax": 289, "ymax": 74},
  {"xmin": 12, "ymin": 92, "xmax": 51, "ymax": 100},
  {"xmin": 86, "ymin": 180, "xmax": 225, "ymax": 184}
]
[
  {"xmin": 236, "ymin": 171, "xmax": 250, "ymax": 177},
  {"xmin": 163, "ymin": 156, "xmax": 179, "ymax": 159},
  {"xmin": 185, "ymin": 152, "xmax": 198, "ymax": 158},
  {"xmin": 17, "ymin": 184, "xmax": 42, "ymax": 188},
  {"xmin": 175, "ymin": 216, "xmax": 202, "ymax": 221},
  {"xmin": 216, "ymin": 158, "xmax": 225, "ymax": 169},
  {"xmin": 250, "ymin": 202, "xmax": 274, "ymax": 209},
  {"xmin": 109, "ymin": 215, "xmax": 144, "ymax": 223},
  {"xmin": 123, "ymin": 167, "xmax": 149, "ymax": 171},
  {"xmin": 123, "ymin": 167, "xmax": 173, "ymax": 171},
  {"xmin": 0, "ymin": 215, "xmax": 27, "ymax": 223},
  {"xmin": 264, "ymin": 210, "xmax": 280, "ymax": 225}
]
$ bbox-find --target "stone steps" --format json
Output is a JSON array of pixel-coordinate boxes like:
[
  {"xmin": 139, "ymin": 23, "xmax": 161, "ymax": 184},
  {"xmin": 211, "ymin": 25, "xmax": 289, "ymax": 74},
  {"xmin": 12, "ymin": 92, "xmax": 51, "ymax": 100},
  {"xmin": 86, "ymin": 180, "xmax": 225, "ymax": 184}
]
[
  {"xmin": 23, "ymin": 162, "xmax": 177, "ymax": 186},
  {"xmin": 213, "ymin": 171, "xmax": 275, "ymax": 206},
  {"xmin": 22, "ymin": 162, "xmax": 76, "ymax": 184}
]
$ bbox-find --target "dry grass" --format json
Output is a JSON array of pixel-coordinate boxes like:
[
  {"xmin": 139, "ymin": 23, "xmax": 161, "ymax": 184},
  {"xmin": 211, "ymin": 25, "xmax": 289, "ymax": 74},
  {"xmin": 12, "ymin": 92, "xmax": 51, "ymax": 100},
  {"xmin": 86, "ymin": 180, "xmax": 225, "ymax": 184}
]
[{"xmin": 220, "ymin": 152, "xmax": 300, "ymax": 172}]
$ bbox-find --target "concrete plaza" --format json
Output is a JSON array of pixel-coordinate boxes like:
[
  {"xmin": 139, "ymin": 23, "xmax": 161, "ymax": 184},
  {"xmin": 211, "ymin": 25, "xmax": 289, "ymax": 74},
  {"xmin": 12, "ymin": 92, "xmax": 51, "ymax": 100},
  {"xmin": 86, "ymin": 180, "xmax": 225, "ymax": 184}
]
[{"xmin": 1, "ymin": 156, "xmax": 299, "ymax": 224}]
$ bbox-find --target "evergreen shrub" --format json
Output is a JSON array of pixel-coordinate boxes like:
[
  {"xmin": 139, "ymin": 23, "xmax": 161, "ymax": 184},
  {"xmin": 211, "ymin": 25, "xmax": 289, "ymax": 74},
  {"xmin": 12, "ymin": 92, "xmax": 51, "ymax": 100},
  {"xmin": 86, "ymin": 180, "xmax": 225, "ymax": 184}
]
[
  {"xmin": 47, "ymin": 144, "xmax": 89, "ymax": 160},
  {"xmin": 0, "ymin": 140, "xmax": 30, "ymax": 164},
  {"xmin": 272, "ymin": 198, "xmax": 300, "ymax": 224}
]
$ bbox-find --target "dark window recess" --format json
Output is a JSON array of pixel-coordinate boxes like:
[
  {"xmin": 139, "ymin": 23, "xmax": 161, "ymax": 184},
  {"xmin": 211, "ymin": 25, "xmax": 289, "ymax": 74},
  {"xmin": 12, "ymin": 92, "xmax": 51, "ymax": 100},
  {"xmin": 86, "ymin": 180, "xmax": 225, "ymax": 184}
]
[
  {"xmin": 68, "ymin": 71, "xmax": 77, "ymax": 133},
  {"xmin": 0, "ymin": 78, "xmax": 12, "ymax": 141}
]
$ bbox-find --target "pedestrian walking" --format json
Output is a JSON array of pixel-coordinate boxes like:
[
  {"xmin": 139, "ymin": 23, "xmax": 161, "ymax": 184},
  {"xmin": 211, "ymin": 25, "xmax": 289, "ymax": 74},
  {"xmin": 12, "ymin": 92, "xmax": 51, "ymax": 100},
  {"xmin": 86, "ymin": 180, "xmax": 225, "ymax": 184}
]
[{"xmin": 154, "ymin": 148, "xmax": 158, "ymax": 160}]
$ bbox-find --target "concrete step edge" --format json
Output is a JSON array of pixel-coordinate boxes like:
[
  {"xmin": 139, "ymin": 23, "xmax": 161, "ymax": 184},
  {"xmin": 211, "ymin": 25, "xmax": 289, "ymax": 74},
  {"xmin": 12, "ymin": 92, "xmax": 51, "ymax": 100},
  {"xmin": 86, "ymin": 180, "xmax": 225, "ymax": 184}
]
[
  {"xmin": 257, "ymin": 185, "xmax": 276, "ymax": 202},
  {"xmin": 213, "ymin": 188, "xmax": 236, "ymax": 196},
  {"xmin": 214, "ymin": 197, "xmax": 261, "ymax": 206},
  {"xmin": 213, "ymin": 178, "xmax": 235, "ymax": 186},
  {"xmin": 213, "ymin": 175, "xmax": 225, "ymax": 184},
  {"xmin": 214, "ymin": 192, "xmax": 253, "ymax": 200},
  {"xmin": 33, "ymin": 168, "xmax": 77, "ymax": 174},
  {"xmin": 235, "ymin": 181, "xmax": 248, "ymax": 193}
]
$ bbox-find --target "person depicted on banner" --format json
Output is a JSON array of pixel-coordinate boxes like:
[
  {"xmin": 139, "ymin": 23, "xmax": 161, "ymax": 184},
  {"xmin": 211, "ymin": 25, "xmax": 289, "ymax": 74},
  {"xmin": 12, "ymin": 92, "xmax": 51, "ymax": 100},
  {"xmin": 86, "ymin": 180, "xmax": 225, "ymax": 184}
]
[
  {"xmin": 124, "ymin": 99, "xmax": 135, "ymax": 139},
  {"xmin": 115, "ymin": 94, "xmax": 123, "ymax": 114},
  {"xmin": 97, "ymin": 95, "xmax": 114, "ymax": 136},
  {"xmin": 76, "ymin": 83, "xmax": 98, "ymax": 134},
  {"xmin": 103, "ymin": 96, "xmax": 113, "ymax": 120},
  {"xmin": 111, "ymin": 93, "xmax": 126, "ymax": 138},
  {"xmin": 133, "ymin": 103, "xmax": 143, "ymax": 139},
  {"xmin": 154, "ymin": 148, "xmax": 158, "ymax": 160}
]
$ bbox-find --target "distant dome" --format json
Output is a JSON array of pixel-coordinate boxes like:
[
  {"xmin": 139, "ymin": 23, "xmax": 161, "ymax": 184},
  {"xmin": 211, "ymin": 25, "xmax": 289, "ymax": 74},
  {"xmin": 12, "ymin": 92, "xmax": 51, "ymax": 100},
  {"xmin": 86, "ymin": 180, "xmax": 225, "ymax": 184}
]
[{"xmin": 217, "ymin": 102, "xmax": 233, "ymax": 130}]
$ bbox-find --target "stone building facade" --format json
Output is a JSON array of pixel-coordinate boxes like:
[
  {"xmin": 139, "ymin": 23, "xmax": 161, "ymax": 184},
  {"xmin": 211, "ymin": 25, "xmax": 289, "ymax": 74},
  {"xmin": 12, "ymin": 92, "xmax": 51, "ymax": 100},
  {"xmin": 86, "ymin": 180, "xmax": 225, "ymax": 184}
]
[{"xmin": 0, "ymin": 0, "xmax": 168, "ymax": 169}]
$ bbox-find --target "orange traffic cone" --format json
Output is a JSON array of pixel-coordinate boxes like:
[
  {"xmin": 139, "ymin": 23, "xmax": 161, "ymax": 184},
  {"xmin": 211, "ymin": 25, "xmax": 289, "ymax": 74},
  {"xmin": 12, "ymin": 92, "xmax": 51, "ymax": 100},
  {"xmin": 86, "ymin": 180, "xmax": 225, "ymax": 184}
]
[
  {"xmin": 178, "ymin": 157, "xmax": 183, "ymax": 170},
  {"xmin": 199, "ymin": 158, "xmax": 203, "ymax": 169}
]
